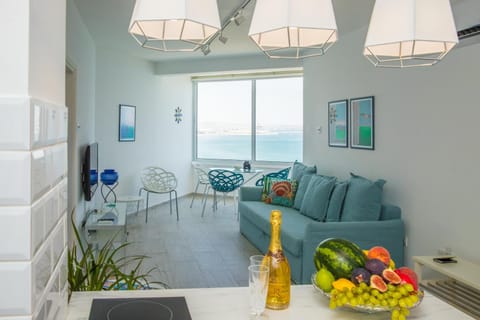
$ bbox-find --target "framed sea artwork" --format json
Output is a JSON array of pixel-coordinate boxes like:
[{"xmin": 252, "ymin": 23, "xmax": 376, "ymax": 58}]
[
  {"xmin": 119, "ymin": 104, "xmax": 136, "ymax": 142},
  {"xmin": 350, "ymin": 96, "xmax": 374, "ymax": 150},
  {"xmin": 328, "ymin": 99, "xmax": 348, "ymax": 148}
]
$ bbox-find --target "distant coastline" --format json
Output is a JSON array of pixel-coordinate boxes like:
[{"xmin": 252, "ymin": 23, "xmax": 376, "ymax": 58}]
[{"xmin": 197, "ymin": 132, "xmax": 302, "ymax": 162}]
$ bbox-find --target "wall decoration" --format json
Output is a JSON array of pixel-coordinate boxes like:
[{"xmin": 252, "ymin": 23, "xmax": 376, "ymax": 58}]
[
  {"xmin": 174, "ymin": 107, "xmax": 183, "ymax": 124},
  {"xmin": 119, "ymin": 104, "xmax": 136, "ymax": 142},
  {"xmin": 350, "ymin": 96, "xmax": 374, "ymax": 150},
  {"xmin": 328, "ymin": 99, "xmax": 348, "ymax": 148}
]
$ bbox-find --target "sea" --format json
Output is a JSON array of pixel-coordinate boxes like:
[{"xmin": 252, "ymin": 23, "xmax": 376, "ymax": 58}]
[{"xmin": 197, "ymin": 132, "xmax": 302, "ymax": 162}]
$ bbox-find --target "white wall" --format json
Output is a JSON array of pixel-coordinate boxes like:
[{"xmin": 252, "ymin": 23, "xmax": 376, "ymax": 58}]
[
  {"xmin": 0, "ymin": 0, "xmax": 68, "ymax": 319},
  {"xmin": 95, "ymin": 47, "xmax": 193, "ymax": 208},
  {"xmin": 66, "ymin": 0, "xmax": 97, "ymax": 225},
  {"xmin": 0, "ymin": 2, "xmax": 29, "ymax": 95},
  {"xmin": 303, "ymin": 27, "xmax": 480, "ymax": 265},
  {"xmin": 29, "ymin": 0, "xmax": 66, "ymax": 104}
]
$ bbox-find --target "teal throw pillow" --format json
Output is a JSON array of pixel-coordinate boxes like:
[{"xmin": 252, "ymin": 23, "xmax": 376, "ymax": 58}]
[
  {"xmin": 341, "ymin": 173, "xmax": 386, "ymax": 221},
  {"xmin": 293, "ymin": 174, "xmax": 314, "ymax": 210},
  {"xmin": 261, "ymin": 177, "xmax": 298, "ymax": 208},
  {"xmin": 300, "ymin": 175, "xmax": 337, "ymax": 221},
  {"xmin": 325, "ymin": 181, "xmax": 348, "ymax": 222},
  {"xmin": 291, "ymin": 161, "xmax": 317, "ymax": 184}
]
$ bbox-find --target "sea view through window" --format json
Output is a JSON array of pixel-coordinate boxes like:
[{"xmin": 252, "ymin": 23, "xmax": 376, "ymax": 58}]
[{"xmin": 195, "ymin": 75, "xmax": 303, "ymax": 162}]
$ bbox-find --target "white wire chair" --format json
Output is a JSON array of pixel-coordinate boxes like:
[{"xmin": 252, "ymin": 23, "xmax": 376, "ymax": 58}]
[
  {"xmin": 137, "ymin": 167, "xmax": 179, "ymax": 223},
  {"xmin": 190, "ymin": 167, "xmax": 211, "ymax": 208}
]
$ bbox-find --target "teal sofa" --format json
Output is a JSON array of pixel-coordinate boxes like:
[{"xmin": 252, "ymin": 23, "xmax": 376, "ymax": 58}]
[{"xmin": 238, "ymin": 186, "xmax": 405, "ymax": 284}]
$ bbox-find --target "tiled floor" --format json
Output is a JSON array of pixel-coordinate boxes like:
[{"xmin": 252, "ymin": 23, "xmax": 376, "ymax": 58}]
[{"xmin": 123, "ymin": 194, "xmax": 261, "ymax": 289}]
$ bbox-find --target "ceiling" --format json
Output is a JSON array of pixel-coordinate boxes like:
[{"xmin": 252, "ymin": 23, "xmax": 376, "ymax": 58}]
[{"xmin": 72, "ymin": 0, "xmax": 480, "ymax": 63}]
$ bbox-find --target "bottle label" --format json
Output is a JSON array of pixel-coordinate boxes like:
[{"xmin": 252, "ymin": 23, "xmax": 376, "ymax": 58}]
[{"xmin": 267, "ymin": 250, "xmax": 286, "ymax": 264}]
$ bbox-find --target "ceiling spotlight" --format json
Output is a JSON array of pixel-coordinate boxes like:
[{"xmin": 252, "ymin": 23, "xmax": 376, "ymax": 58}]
[
  {"xmin": 219, "ymin": 33, "xmax": 228, "ymax": 44},
  {"xmin": 233, "ymin": 10, "xmax": 246, "ymax": 26},
  {"xmin": 201, "ymin": 45, "xmax": 211, "ymax": 56}
]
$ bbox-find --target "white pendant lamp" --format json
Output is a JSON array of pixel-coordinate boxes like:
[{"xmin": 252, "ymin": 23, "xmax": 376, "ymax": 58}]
[
  {"xmin": 129, "ymin": 0, "xmax": 221, "ymax": 52},
  {"xmin": 364, "ymin": 0, "xmax": 459, "ymax": 68},
  {"xmin": 248, "ymin": 0, "xmax": 338, "ymax": 59}
]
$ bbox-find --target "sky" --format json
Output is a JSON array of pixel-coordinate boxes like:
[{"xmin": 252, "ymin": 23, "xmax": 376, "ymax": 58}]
[{"xmin": 197, "ymin": 77, "xmax": 303, "ymax": 131}]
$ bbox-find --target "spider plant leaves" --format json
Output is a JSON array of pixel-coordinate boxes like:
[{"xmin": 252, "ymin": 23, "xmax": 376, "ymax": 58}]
[{"xmin": 67, "ymin": 210, "xmax": 163, "ymax": 299}]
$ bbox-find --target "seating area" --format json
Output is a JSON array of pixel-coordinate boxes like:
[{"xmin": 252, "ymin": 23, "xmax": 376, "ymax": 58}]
[{"xmin": 239, "ymin": 162, "xmax": 405, "ymax": 284}]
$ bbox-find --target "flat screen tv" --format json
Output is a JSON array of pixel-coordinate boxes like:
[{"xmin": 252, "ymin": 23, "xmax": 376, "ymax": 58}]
[{"xmin": 81, "ymin": 142, "xmax": 98, "ymax": 201}]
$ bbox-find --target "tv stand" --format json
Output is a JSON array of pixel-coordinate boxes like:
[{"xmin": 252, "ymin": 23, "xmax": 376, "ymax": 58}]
[{"xmin": 84, "ymin": 202, "xmax": 127, "ymax": 250}]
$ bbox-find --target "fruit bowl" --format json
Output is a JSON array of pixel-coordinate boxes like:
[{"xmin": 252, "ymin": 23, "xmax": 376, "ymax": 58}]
[{"xmin": 311, "ymin": 274, "xmax": 424, "ymax": 314}]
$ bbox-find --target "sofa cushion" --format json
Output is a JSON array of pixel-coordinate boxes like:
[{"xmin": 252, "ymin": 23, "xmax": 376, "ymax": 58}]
[
  {"xmin": 239, "ymin": 201, "xmax": 311, "ymax": 256},
  {"xmin": 293, "ymin": 174, "xmax": 314, "ymax": 210},
  {"xmin": 380, "ymin": 204, "xmax": 402, "ymax": 220},
  {"xmin": 300, "ymin": 175, "xmax": 336, "ymax": 221},
  {"xmin": 291, "ymin": 161, "xmax": 317, "ymax": 184},
  {"xmin": 261, "ymin": 178, "xmax": 298, "ymax": 207},
  {"xmin": 341, "ymin": 173, "xmax": 386, "ymax": 221},
  {"xmin": 325, "ymin": 181, "xmax": 348, "ymax": 222}
]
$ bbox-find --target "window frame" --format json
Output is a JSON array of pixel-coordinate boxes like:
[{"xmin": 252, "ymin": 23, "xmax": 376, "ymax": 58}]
[{"xmin": 193, "ymin": 71, "xmax": 303, "ymax": 166}]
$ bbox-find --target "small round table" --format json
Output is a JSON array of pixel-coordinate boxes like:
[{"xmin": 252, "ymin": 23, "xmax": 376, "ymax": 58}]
[{"xmin": 117, "ymin": 195, "xmax": 143, "ymax": 216}]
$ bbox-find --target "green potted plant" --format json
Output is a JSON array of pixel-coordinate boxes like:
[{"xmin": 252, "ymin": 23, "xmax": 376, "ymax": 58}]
[{"xmin": 67, "ymin": 212, "xmax": 166, "ymax": 299}]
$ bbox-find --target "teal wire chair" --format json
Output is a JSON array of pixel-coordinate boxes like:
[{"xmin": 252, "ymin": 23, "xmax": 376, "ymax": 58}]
[
  {"xmin": 255, "ymin": 167, "xmax": 291, "ymax": 186},
  {"xmin": 203, "ymin": 169, "xmax": 244, "ymax": 217}
]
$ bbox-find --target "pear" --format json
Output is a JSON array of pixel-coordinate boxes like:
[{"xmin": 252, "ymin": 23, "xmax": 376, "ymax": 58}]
[{"xmin": 315, "ymin": 268, "xmax": 335, "ymax": 293}]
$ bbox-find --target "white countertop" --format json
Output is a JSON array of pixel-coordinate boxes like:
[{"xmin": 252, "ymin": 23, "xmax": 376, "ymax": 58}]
[{"xmin": 67, "ymin": 285, "xmax": 474, "ymax": 320}]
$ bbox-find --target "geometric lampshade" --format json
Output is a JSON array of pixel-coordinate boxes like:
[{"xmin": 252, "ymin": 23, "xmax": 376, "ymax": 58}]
[
  {"xmin": 128, "ymin": 0, "xmax": 221, "ymax": 52},
  {"xmin": 248, "ymin": 0, "xmax": 338, "ymax": 59},
  {"xmin": 364, "ymin": 0, "xmax": 458, "ymax": 68}
]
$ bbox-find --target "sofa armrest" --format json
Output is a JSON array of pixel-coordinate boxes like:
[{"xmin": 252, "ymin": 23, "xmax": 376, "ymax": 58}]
[
  {"xmin": 301, "ymin": 220, "xmax": 405, "ymax": 284},
  {"xmin": 239, "ymin": 186, "xmax": 263, "ymax": 202},
  {"xmin": 380, "ymin": 204, "xmax": 402, "ymax": 220}
]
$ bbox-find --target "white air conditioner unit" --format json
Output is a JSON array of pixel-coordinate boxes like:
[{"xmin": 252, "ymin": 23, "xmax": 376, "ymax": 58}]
[{"xmin": 456, "ymin": 24, "xmax": 480, "ymax": 49}]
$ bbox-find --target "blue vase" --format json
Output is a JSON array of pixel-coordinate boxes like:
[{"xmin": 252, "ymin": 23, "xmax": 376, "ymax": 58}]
[
  {"xmin": 101, "ymin": 169, "xmax": 118, "ymax": 185},
  {"xmin": 90, "ymin": 169, "xmax": 98, "ymax": 186}
]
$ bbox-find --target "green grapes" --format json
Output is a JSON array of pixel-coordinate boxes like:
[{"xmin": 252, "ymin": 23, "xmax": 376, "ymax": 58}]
[
  {"xmin": 392, "ymin": 309, "xmax": 400, "ymax": 320},
  {"xmin": 327, "ymin": 282, "xmax": 421, "ymax": 320}
]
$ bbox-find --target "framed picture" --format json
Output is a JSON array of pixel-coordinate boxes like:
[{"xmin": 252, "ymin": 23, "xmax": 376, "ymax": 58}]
[
  {"xmin": 328, "ymin": 99, "xmax": 348, "ymax": 147},
  {"xmin": 119, "ymin": 104, "xmax": 136, "ymax": 142},
  {"xmin": 350, "ymin": 96, "xmax": 374, "ymax": 150}
]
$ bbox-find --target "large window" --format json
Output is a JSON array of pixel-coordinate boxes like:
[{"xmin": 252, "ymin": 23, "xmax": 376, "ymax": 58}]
[{"xmin": 195, "ymin": 75, "xmax": 303, "ymax": 162}]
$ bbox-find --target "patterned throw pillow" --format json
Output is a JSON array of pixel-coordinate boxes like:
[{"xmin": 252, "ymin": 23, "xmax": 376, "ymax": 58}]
[{"xmin": 261, "ymin": 177, "xmax": 298, "ymax": 207}]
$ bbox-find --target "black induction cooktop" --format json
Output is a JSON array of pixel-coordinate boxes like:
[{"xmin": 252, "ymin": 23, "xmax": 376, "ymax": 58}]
[{"xmin": 88, "ymin": 297, "xmax": 192, "ymax": 320}]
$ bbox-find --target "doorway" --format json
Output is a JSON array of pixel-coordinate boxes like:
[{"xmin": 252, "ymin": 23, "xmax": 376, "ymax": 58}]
[{"xmin": 66, "ymin": 61, "xmax": 77, "ymax": 243}]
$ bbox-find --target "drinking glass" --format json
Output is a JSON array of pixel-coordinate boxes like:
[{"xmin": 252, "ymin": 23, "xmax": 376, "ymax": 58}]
[
  {"xmin": 248, "ymin": 264, "xmax": 269, "ymax": 319},
  {"xmin": 249, "ymin": 255, "xmax": 265, "ymax": 266}
]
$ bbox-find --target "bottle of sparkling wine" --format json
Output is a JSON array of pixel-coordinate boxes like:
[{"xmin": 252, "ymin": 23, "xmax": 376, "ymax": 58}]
[{"xmin": 263, "ymin": 210, "xmax": 291, "ymax": 310}]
